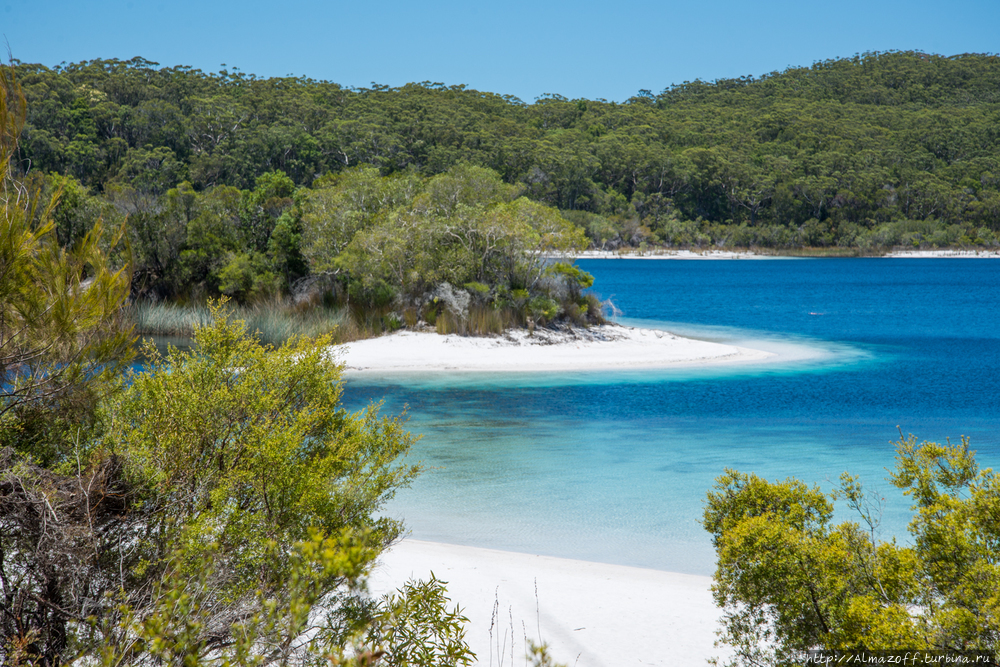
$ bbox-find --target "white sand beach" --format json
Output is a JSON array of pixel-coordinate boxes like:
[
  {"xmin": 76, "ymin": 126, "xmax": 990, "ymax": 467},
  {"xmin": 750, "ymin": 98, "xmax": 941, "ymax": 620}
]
[
  {"xmin": 368, "ymin": 539, "xmax": 727, "ymax": 667},
  {"xmin": 884, "ymin": 249, "xmax": 1000, "ymax": 258},
  {"xmin": 571, "ymin": 248, "xmax": 1000, "ymax": 260},
  {"xmin": 332, "ymin": 324, "xmax": 773, "ymax": 373},
  {"xmin": 341, "ymin": 325, "xmax": 751, "ymax": 664},
  {"xmin": 572, "ymin": 249, "xmax": 772, "ymax": 260}
]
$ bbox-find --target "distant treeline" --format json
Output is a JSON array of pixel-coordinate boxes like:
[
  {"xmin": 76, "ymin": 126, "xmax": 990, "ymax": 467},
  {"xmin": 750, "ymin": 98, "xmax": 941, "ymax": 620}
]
[{"xmin": 14, "ymin": 50, "xmax": 1000, "ymax": 268}]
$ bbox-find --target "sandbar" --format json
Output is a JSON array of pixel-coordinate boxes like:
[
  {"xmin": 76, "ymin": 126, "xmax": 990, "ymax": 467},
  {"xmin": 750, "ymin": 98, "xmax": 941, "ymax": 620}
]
[
  {"xmin": 332, "ymin": 324, "xmax": 773, "ymax": 374},
  {"xmin": 367, "ymin": 539, "xmax": 728, "ymax": 667}
]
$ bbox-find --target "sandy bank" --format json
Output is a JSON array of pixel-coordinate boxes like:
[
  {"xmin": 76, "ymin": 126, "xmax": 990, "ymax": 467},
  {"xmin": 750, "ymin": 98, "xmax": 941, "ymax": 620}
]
[
  {"xmin": 884, "ymin": 249, "xmax": 1000, "ymax": 258},
  {"xmin": 332, "ymin": 324, "xmax": 773, "ymax": 373},
  {"xmin": 573, "ymin": 249, "xmax": 772, "ymax": 260},
  {"xmin": 367, "ymin": 539, "xmax": 727, "ymax": 667},
  {"xmin": 573, "ymin": 248, "xmax": 1000, "ymax": 259}
]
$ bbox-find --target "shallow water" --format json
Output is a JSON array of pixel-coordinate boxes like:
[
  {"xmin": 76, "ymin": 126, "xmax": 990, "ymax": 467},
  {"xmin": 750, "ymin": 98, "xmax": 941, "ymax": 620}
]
[{"xmin": 342, "ymin": 259, "xmax": 1000, "ymax": 575}]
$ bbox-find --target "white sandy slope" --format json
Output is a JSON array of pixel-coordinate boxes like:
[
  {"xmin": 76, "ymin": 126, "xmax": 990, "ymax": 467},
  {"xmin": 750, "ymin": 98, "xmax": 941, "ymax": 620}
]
[
  {"xmin": 333, "ymin": 324, "xmax": 773, "ymax": 373},
  {"xmin": 368, "ymin": 539, "xmax": 728, "ymax": 667}
]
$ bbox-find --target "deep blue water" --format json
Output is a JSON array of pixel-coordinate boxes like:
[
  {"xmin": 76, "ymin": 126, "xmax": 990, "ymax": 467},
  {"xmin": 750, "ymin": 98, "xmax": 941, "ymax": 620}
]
[{"xmin": 341, "ymin": 259, "xmax": 1000, "ymax": 575}]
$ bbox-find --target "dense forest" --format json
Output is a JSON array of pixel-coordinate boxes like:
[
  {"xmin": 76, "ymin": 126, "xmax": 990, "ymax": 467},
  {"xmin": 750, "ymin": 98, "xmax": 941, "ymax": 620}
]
[{"xmin": 12, "ymin": 50, "xmax": 1000, "ymax": 307}]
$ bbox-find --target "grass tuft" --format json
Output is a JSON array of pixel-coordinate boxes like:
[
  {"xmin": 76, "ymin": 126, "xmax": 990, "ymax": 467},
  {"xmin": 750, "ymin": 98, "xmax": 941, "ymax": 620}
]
[{"xmin": 130, "ymin": 301, "xmax": 357, "ymax": 346}]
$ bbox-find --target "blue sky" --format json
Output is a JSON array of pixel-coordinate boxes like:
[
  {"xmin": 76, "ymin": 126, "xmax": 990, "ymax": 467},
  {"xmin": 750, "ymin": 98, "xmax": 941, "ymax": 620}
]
[{"xmin": 3, "ymin": 0, "xmax": 998, "ymax": 101}]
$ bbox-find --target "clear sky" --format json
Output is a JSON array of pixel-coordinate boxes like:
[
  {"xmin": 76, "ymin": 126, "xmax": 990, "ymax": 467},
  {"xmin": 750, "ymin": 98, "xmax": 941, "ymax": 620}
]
[{"xmin": 3, "ymin": 0, "xmax": 998, "ymax": 102}]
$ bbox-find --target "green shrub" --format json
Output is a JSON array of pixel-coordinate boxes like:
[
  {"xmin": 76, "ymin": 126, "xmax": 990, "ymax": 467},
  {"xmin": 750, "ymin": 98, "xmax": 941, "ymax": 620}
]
[
  {"xmin": 528, "ymin": 296, "xmax": 560, "ymax": 324},
  {"xmin": 704, "ymin": 434, "xmax": 1000, "ymax": 665}
]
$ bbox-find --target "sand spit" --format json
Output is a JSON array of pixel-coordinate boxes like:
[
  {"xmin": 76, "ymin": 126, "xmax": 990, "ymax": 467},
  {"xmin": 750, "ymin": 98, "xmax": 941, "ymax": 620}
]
[{"xmin": 332, "ymin": 324, "xmax": 774, "ymax": 374}]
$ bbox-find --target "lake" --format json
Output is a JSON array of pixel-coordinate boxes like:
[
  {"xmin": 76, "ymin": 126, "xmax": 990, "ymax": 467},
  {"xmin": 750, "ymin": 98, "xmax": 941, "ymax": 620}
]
[{"xmin": 341, "ymin": 258, "xmax": 1000, "ymax": 575}]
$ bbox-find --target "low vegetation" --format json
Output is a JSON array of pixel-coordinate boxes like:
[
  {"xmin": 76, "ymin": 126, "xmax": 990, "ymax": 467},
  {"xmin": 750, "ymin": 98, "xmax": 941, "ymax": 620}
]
[
  {"xmin": 130, "ymin": 299, "xmax": 358, "ymax": 345},
  {"xmin": 2, "ymin": 302, "xmax": 479, "ymax": 665},
  {"xmin": 704, "ymin": 434, "xmax": 1000, "ymax": 665}
]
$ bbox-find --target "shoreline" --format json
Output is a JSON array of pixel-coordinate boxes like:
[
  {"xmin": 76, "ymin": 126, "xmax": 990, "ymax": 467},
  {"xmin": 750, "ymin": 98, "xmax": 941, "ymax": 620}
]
[
  {"xmin": 882, "ymin": 248, "xmax": 1000, "ymax": 258},
  {"xmin": 574, "ymin": 249, "xmax": 779, "ymax": 260},
  {"xmin": 571, "ymin": 248, "xmax": 1000, "ymax": 260},
  {"xmin": 331, "ymin": 323, "xmax": 774, "ymax": 374},
  {"xmin": 367, "ymin": 538, "xmax": 728, "ymax": 667}
]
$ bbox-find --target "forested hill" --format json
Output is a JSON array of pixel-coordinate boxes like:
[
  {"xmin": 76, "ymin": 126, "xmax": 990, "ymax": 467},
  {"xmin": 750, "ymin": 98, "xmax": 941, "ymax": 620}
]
[
  {"xmin": 658, "ymin": 51, "xmax": 1000, "ymax": 106},
  {"xmin": 15, "ymin": 50, "xmax": 1000, "ymax": 253}
]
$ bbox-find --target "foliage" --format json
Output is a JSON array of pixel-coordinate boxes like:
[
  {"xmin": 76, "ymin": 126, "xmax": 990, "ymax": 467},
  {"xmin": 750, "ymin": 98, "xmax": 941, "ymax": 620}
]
[
  {"xmin": 94, "ymin": 530, "xmax": 475, "ymax": 667},
  {"xmin": 22, "ymin": 154, "xmax": 598, "ymax": 333},
  {"xmin": 0, "ymin": 303, "xmax": 423, "ymax": 664},
  {"xmin": 0, "ymin": 62, "xmax": 136, "ymax": 662},
  {"xmin": 238, "ymin": 170, "xmax": 295, "ymax": 253},
  {"xmin": 526, "ymin": 641, "xmax": 568, "ymax": 667},
  {"xmin": 295, "ymin": 164, "xmax": 597, "ymax": 331},
  {"xmin": 104, "ymin": 303, "xmax": 420, "ymax": 601},
  {"xmin": 703, "ymin": 434, "xmax": 1000, "ymax": 666},
  {"xmin": 337, "ymin": 167, "xmax": 588, "ymax": 298},
  {"xmin": 13, "ymin": 51, "xmax": 1000, "ymax": 259},
  {"xmin": 0, "ymin": 62, "xmax": 134, "ymax": 465},
  {"xmin": 366, "ymin": 573, "xmax": 475, "ymax": 667},
  {"xmin": 53, "ymin": 52, "xmax": 1000, "ymax": 328},
  {"xmin": 300, "ymin": 166, "xmax": 420, "ymax": 274},
  {"xmin": 215, "ymin": 250, "xmax": 280, "ymax": 301},
  {"xmin": 544, "ymin": 262, "xmax": 594, "ymax": 289},
  {"xmin": 19, "ymin": 50, "xmax": 1000, "ymax": 335}
]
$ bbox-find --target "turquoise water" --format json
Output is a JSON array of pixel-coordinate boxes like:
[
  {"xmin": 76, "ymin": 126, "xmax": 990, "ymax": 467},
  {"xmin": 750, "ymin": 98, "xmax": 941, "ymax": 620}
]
[{"xmin": 341, "ymin": 259, "xmax": 1000, "ymax": 575}]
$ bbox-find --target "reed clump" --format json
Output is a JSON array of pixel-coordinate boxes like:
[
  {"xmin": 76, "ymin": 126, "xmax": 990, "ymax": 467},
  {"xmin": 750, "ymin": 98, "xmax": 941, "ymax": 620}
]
[
  {"xmin": 435, "ymin": 306, "xmax": 525, "ymax": 336},
  {"xmin": 130, "ymin": 300, "xmax": 361, "ymax": 346}
]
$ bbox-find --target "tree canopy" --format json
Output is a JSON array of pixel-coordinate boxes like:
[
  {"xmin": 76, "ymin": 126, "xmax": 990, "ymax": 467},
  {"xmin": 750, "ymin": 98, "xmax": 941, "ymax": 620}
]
[{"xmin": 13, "ymin": 51, "xmax": 1000, "ymax": 255}]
